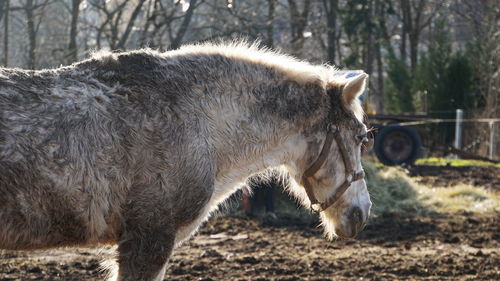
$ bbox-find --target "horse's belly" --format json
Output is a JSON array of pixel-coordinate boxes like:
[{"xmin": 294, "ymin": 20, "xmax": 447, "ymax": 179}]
[{"xmin": 0, "ymin": 173, "xmax": 119, "ymax": 250}]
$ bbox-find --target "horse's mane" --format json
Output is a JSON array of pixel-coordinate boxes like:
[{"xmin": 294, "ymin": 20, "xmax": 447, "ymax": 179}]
[
  {"xmin": 169, "ymin": 40, "xmax": 335, "ymax": 87},
  {"xmin": 170, "ymin": 40, "xmax": 365, "ymax": 122},
  {"xmin": 86, "ymin": 40, "xmax": 365, "ymax": 122}
]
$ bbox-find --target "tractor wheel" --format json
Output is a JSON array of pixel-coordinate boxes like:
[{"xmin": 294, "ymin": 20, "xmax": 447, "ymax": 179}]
[{"xmin": 374, "ymin": 125, "xmax": 421, "ymax": 166}]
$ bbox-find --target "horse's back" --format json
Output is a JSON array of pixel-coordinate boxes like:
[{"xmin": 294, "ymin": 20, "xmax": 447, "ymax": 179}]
[{"xmin": 0, "ymin": 49, "xmax": 223, "ymax": 251}]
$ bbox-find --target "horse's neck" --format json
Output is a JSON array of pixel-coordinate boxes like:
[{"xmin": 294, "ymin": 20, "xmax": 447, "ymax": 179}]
[
  {"xmin": 213, "ymin": 121, "xmax": 305, "ymax": 170},
  {"xmin": 211, "ymin": 130, "xmax": 308, "ymax": 204},
  {"xmin": 208, "ymin": 90, "xmax": 310, "ymax": 179},
  {"xmin": 202, "ymin": 71, "xmax": 326, "ymax": 202},
  {"xmin": 207, "ymin": 79, "xmax": 322, "ymax": 168}
]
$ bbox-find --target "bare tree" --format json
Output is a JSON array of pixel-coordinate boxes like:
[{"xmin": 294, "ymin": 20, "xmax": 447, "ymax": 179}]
[
  {"xmin": 454, "ymin": 0, "xmax": 499, "ymax": 118},
  {"xmin": 116, "ymin": 0, "xmax": 145, "ymax": 49},
  {"xmin": 287, "ymin": 0, "xmax": 311, "ymax": 55},
  {"xmin": 1, "ymin": 0, "xmax": 9, "ymax": 66},
  {"xmin": 264, "ymin": 0, "xmax": 275, "ymax": 47},
  {"xmin": 193, "ymin": 0, "xmax": 272, "ymax": 44},
  {"xmin": 24, "ymin": 0, "xmax": 51, "ymax": 69},
  {"xmin": 88, "ymin": 0, "xmax": 145, "ymax": 50},
  {"xmin": 169, "ymin": 0, "xmax": 200, "ymax": 49},
  {"xmin": 399, "ymin": 0, "xmax": 442, "ymax": 72},
  {"xmin": 0, "ymin": 0, "xmax": 8, "ymax": 22},
  {"xmin": 116, "ymin": 0, "xmax": 204, "ymax": 50},
  {"xmin": 68, "ymin": 0, "xmax": 81, "ymax": 63},
  {"xmin": 322, "ymin": 0, "xmax": 338, "ymax": 64},
  {"xmin": 8, "ymin": 0, "xmax": 52, "ymax": 68},
  {"xmin": 372, "ymin": 0, "xmax": 388, "ymax": 113}
]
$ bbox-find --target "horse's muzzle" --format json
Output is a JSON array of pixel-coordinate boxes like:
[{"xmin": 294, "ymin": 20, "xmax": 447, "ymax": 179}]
[{"xmin": 335, "ymin": 206, "xmax": 367, "ymax": 239}]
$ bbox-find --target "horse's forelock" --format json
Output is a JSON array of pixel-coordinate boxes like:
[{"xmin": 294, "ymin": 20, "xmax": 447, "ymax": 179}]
[
  {"xmin": 350, "ymin": 97, "xmax": 365, "ymax": 123},
  {"xmin": 326, "ymin": 81, "xmax": 366, "ymax": 126}
]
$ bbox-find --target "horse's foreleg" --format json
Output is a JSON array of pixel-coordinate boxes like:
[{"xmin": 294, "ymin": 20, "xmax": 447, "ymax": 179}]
[
  {"xmin": 115, "ymin": 226, "xmax": 175, "ymax": 281},
  {"xmin": 112, "ymin": 167, "xmax": 214, "ymax": 281},
  {"xmin": 113, "ymin": 183, "xmax": 178, "ymax": 281}
]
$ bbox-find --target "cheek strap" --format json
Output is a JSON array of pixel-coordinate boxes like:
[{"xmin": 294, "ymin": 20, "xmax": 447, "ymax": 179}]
[{"xmin": 301, "ymin": 124, "xmax": 365, "ymax": 213}]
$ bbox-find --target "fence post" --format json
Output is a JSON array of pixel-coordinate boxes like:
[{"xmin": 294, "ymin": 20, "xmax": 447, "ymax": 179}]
[
  {"xmin": 489, "ymin": 121, "xmax": 496, "ymax": 159},
  {"xmin": 454, "ymin": 109, "xmax": 463, "ymax": 150}
]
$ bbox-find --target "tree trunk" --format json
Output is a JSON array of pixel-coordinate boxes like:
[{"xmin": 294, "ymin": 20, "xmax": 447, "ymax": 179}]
[
  {"xmin": 68, "ymin": 0, "xmax": 81, "ymax": 63},
  {"xmin": 287, "ymin": 0, "xmax": 310, "ymax": 56},
  {"xmin": 336, "ymin": 29, "xmax": 342, "ymax": 63},
  {"xmin": 0, "ymin": 0, "xmax": 7, "ymax": 22},
  {"xmin": 399, "ymin": 0, "xmax": 410, "ymax": 65},
  {"xmin": 117, "ymin": 0, "xmax": 145, "ymax": 49},
  {"xmin": 3, "ymin": 0, "xmax": 8, "ymax": 66},
  {"xmin": 109, "ymin": 8, "xmax": 123, "ymax": 50},
  {"xmin": 365, "ymin": 0, "xmax": 374, "ymax": 76},
  {"xmin": 265, "ymin": 0, "xmax": 275, "ymax": 48},
  {"xmin": 409, "ymin": 29, "xmax": 419, "ymax": 72},
  {"xmin": 374, "ymin": 39, "xmax": 384, "ymax": 113},
  {"xmin": 371, "ymin": 0, "xmax": 386, "ymax": 113},
  {"xmin": 323, "ymin": 0, "xmax": 338, "ymax": 64},
  {"xmin": 170, "ymin": 0, "xmax": 199, "ymax": 50},
  {"xmin": 139, "ymin": 0, "xmax": 154, "ymax": 47},
  {"xmin": 26, "ymin": 0, "xmax": 36, "ymax": 69}
]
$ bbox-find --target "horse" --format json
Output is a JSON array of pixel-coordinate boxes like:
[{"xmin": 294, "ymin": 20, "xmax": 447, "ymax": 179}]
[{"xmin": 0, "ymin": 41, "xmax": 372, "ymax": 281}]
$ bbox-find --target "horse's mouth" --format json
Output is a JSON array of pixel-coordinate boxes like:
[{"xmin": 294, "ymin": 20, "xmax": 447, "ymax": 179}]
[
  {"xmin": 334, "ymin": 222, "xmax": 367, "ymax": 239},
  {"xmin": 334, "ymin": 229, "xmax": 357, "ymax": 239}
]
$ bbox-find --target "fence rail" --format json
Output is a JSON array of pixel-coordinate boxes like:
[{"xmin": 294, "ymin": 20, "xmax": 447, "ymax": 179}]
[{"xmin": 367, "ymin": 114, "xmax": 500, "ymax": 161}]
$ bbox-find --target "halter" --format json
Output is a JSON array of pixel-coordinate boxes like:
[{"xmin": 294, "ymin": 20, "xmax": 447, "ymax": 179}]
[{"xmin": 301, "ymin": 124, "xmax": 365, "ymax": 213}]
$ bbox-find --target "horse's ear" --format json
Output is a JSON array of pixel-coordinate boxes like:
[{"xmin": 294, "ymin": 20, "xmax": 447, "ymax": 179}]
[{"xmin": 341, "ymin": 73, "xmax": 368, "ymax": 106}]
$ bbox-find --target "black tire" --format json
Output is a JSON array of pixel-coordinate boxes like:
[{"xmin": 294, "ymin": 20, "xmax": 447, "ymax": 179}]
[{"xmin": 374, "ymin": 125, "xmax": 422, "ymax": 166}]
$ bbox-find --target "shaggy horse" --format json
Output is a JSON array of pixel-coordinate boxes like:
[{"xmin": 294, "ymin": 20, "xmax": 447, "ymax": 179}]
[{"xmin": 0, "ymin": 42, "xmax": 371, "ymax": 281}]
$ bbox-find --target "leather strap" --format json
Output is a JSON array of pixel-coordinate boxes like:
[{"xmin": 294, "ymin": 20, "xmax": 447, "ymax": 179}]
[
  {"xmin": 301, "ymin": 125, "xmax": 336, "ymax": 207},
  {"xmin": 303, "ymin": 124, "xmax": 336, "ymax": 178},
  {"xmin": 301, "ymin": 124, "xmax": 365, "ymax": 213}
]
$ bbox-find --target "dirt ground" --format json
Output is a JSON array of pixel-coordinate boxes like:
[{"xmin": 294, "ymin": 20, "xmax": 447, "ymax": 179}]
[
  {"xmin": 1, "ymin": 166, "xmax": 499, "ymax": 281},
  {"xmin": 408, "ymin": 165, "xmax": 500, "ymax": 192}
]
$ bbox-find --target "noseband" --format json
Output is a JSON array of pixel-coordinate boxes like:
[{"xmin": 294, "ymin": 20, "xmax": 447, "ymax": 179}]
[{"xmin": 301, "ymin": 124, "xmax": 365, "ymax": 213}]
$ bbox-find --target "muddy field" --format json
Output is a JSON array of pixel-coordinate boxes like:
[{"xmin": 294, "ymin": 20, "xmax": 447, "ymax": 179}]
[
  {"xmin": 408, "ymin": 165, "xmax": 500, "ymax": 192},
  {"xmin": 1, "ymin": 165, "xmax": 499, "ymax": 281}
]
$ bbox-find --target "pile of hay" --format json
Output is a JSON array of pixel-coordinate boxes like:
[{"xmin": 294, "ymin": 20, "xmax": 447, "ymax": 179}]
[
  {"xmin": 365, "ymin": 161, "xmax": 499, "ymax": 216},
  {"xmin": 228, "ymin": 161, "xmax": 499, "ymax": 222}
]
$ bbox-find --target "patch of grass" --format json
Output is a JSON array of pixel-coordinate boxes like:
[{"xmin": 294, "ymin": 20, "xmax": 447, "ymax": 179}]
[
  {"xmin": 365, "ymin": 161, "xmax": 500, "ymax": 216},
  {"xmin": 415, "ymin": 157, "xmax": 500, "ymax": 168},
  {"xmin": 417, "ymin": 185, "xmax": 499, "ymax": 214}
]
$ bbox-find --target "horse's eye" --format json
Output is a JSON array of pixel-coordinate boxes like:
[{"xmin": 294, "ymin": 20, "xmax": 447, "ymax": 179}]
[
  {"xmin": 360, "ymin": 132, "xmax": 374, "ymax": 154},
  {"xmin": 356, "ymin": 134, "xmax": 368, "ymax": 144}
]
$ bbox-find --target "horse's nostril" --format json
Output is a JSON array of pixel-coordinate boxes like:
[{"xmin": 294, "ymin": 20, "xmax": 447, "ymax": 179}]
[
  {"xmin": 347, "ymin": 206, "xmax": 365, "ymax": 237},
  {"xmin": 349, "ymin": 206, "xmax": 363, "ymax": 224}
]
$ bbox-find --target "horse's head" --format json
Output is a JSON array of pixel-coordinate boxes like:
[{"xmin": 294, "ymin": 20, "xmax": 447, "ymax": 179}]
[{"xmin": 291, "ymin": 72, "xmax": 371, "ymax": 239}]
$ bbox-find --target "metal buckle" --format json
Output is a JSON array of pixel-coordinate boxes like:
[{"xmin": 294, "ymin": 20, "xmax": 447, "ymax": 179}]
[{"xmin": 311, "ymin": 203, "xmax": 322, "ymax": 213}]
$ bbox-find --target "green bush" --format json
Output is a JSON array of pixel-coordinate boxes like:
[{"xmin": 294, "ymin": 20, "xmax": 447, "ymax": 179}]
[{"xmin": 384, "ymin": 19, "xmax": 474, "ymax": 117}]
